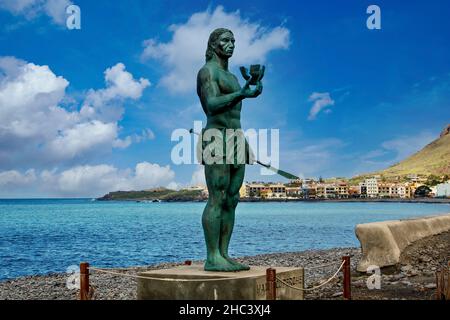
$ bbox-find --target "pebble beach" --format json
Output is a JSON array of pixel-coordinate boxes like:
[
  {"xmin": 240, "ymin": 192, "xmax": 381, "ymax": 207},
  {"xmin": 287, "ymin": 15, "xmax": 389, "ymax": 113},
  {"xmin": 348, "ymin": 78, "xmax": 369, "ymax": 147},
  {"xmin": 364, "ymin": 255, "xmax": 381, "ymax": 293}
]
[{"xmin": 1, "ymin": 231, "xmax": 448, "ymax": 300}]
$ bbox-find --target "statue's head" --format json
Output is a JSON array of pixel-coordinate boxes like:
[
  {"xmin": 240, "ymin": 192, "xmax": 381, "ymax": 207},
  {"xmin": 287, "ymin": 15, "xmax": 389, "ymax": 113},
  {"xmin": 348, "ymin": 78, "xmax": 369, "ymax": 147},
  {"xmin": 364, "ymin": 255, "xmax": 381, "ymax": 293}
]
[{"xmin": 205, "ymin": 28, "xmax": 235, "ymax": 62}]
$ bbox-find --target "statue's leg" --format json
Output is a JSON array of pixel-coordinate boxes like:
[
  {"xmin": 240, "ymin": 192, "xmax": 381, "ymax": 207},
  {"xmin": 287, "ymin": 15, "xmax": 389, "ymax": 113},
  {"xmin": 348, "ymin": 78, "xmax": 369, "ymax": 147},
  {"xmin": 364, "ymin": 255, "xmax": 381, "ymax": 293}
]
[
  {"xmin": 220, "ymin": 164, "xmax": 250, "ymax": 271},
  {"xmin": 203, "ymin": 164, "xmax": 236, "ymax": 271}
]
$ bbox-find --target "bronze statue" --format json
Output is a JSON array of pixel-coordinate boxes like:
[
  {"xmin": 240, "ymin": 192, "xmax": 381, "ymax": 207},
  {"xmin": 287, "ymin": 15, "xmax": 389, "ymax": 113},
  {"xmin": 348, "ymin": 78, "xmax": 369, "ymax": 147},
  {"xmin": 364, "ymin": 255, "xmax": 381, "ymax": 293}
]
[{"xmin": 196, "ymin": 28, "xmax": 264, "ymax": 271}]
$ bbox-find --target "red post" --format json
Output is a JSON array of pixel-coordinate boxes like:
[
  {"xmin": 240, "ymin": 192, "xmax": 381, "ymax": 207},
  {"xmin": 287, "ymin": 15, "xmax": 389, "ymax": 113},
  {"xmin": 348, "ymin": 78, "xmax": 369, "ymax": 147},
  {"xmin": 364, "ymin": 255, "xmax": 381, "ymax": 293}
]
[
  {"xmin": 436, "ymin": 271, "xmax": 443, "ymax": 300},
  {"xmin": 342, "ymin": 256, "xmax": 351, "ymax": 300},
  {"xmin": 447, "ymin": 264, "xmax": 450, "ymax": 300},
  {"xmin": 266, "ymin": 268, "xmax": 277, "ymax": 300},
  {"xmin": 80, "ymin": 262, "xmax": 90, "ymax": 300}
]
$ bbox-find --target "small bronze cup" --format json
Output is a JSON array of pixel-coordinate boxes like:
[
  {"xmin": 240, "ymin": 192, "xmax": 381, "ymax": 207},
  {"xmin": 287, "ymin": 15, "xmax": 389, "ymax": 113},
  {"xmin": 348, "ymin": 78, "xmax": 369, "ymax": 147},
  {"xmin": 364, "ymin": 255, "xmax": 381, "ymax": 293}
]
[{"xmin": 240, "ymin": 64, "xmax": 265, "ymax": 85}]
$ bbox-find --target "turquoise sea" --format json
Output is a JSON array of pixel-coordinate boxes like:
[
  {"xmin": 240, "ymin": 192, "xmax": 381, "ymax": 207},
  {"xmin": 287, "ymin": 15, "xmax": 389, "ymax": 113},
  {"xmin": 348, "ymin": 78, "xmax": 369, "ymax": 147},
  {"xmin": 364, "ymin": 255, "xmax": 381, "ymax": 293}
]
[{"xmin": 0, "ymin": 199, "xmax": 449, "ymax": 281}]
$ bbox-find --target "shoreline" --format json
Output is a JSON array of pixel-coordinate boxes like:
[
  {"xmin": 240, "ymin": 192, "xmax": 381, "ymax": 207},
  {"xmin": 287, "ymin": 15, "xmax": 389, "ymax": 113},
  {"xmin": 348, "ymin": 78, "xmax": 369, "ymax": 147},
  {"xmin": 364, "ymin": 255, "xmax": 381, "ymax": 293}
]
[
  {"xmin": 2, "ymin": 198, "xmax": 448, "ymax": 204},
  {"xmin": 240, "ymin": 198, "xmax": 450, "ymax": 204},
  {"xmin": 1, "ymin": 230, "xmax": 448, "ymax": 300},
  {"xmin": 113, "ymin": 198, "xmax": 450, "ymax": 204}
]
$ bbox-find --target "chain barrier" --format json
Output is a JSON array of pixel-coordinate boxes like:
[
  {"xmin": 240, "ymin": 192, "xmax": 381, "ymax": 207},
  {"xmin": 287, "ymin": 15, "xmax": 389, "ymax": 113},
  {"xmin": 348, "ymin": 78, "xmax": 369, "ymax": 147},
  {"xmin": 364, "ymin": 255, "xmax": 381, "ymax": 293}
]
[
  {"xmin": 88, "ymin": 267, "xmax": 159, "ymax": 280},
  {"xmin": 81, "ymin": 258, "xmax": 349, "ymax": 300},
  {"xmin": 277, "ymin": 260, "xmax": 345, "ymax": 292},
  {"xmin": 303, "ymin": 261, "xmax": 342, "ymax": 270}
]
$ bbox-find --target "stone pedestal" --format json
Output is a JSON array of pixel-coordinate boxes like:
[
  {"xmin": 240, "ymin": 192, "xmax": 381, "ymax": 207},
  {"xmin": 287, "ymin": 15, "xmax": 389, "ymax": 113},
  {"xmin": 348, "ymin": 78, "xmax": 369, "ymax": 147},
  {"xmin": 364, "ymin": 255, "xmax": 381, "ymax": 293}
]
[{"xmin": 137, "ymin": 265, "xmax": 304, "ymax": 300}]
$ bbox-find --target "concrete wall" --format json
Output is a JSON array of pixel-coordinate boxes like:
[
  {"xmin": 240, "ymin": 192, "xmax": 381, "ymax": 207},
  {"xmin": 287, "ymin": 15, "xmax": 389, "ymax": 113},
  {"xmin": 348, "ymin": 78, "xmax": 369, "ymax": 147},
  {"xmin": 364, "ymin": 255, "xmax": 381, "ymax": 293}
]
[
  {"xmin": 436, "ymin": 183, "xmax": 450, "ymax": 197},
  {"xmin": 355, "ymin": 213, "xmax": 450, "ymax": 272}
]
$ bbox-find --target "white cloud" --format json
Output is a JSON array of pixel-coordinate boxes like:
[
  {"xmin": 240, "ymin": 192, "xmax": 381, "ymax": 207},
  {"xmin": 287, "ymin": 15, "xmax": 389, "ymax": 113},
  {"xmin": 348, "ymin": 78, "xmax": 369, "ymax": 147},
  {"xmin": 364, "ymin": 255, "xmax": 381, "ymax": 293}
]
[
  {"xmin": 0, "ymin": 57, "xmax": 151, "ymax": 168},
  {"xmin": 353, "ymin": 131, "xmax": 437, "ymax": 175},
  {"xmin": 167, "ymin": 181, "xmax": 182, "ymax": 191},
  {"xmin": 308, "ymin": 92, "xmax": 335, "ymax": 120},
  {"xmin": 361, "ymin": 149, "xmax": 388, "ymax": 161},
  {"xmin": 81, "ymin": 63, "xmax": 150, "ymax": 123},
  {"xmin": 380, "ymin": 131, "xmax": 436, "ymax": 163},
  {"xmin": 150, "ymin": 103, "xmax": 204, "ymax": 130},
  {"xmin": 43, "ymin": 0, "xmax": 71, "ymax": 25},
  {"xmin": 85, "ymin": 63, "xmax": 150, "ymax": 105},
  {"xmin": 190, "ymin": 166, "xmax": 206, "ymax": 187},
  {"xmin": 0, "ymin": 169, "xmax": 36, "ymax": 187},
  {"xmin": 283, "ymin": 138, "xmax": 345, "ymax": 178},
  {"xmin": 112, "ymin": 128, "xmax": 156, "ymax": 149},
  {"xmin": 49, "ymin": 121, "xmax": 119, "ymax": 158},
  {"xmin": 141, "ymin": 5, "xmax": 290, "ymax": 93},
  {"xmin": 0, "ymin": 0, "xmax": 42, "ymax": 16},
  {"xmin": 136, "ymin": 128, "xmax": 155, "ymax": 142},
  {"xmin": 0, "ymin": 162, "xmax": 176, "ymax": 197},
  {"xmin": 0, "ymin": 0, "xmax": 72, "ymax": 25},
  {"xmin": 56, "ymin": 162, "xmax": 175, "ymax": 196}
]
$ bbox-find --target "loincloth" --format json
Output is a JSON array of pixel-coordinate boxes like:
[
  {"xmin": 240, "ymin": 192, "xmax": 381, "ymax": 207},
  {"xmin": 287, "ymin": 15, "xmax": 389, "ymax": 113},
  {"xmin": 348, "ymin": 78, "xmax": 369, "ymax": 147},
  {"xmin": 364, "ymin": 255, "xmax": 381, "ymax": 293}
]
[{"xmin": 196, "ymin": 128, "xmax": 255, "ymax": 167}]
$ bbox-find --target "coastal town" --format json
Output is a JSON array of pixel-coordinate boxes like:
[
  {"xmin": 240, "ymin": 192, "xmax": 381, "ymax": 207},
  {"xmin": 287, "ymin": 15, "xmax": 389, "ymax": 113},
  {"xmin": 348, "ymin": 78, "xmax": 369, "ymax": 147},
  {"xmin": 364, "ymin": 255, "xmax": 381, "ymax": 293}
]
[{"xmin": 187, "ymin": 174, "xmax": 450, "ymax": 200}]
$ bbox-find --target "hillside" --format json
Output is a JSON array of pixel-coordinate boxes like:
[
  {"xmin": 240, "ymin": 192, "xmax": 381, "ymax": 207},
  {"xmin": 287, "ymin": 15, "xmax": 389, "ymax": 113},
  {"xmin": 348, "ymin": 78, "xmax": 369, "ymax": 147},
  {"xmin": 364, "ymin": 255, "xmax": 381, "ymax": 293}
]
[
  {"xmin": 355, "ymin": 125, "xmax": 450, "ymax": 181},
  {"xmin": 97, "ymin": 188, "xmax": 206, "ymax": 202}
]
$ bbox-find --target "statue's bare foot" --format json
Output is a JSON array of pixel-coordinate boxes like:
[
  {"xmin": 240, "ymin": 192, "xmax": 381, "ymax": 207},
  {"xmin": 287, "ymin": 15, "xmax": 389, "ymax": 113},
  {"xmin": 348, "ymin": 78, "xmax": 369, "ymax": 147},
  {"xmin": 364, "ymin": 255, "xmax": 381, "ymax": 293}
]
[
  {"xmin": 223, "ymin": 255, "xmax": 250, "ymax": 271},
  {"xmin": 204, "ymin": 255, "xmax": 240, "ymax": 272}
]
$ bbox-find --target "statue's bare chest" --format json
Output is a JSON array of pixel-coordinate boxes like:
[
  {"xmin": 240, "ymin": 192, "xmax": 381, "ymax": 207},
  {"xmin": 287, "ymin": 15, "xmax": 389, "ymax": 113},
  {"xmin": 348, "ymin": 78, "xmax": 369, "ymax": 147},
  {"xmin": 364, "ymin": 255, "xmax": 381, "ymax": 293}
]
[{"xmin": 216, "ymin": 70, "xmax": 241, "ymax": 94}]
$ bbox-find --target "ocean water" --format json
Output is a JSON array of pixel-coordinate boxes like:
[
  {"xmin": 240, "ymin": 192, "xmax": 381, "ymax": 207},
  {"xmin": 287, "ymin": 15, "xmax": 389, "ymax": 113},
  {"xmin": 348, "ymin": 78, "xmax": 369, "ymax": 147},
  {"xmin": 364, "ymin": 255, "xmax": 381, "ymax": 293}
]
[{"xmin": 0, "ymin": 199, "xmax": 449, "ymax": 281}]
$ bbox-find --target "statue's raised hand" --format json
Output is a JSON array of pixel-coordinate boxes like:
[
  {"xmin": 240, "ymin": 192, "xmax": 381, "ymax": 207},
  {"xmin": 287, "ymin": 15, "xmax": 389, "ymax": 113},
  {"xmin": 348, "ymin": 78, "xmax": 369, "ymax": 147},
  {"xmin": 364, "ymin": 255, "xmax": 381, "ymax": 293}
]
[
  {"xmin": 241, "ymin": 79, "xmax": 263, "ymax": 98},
  {"xmin": 239, "ymin": 64, "xmax": 264, "ymax": 98}
]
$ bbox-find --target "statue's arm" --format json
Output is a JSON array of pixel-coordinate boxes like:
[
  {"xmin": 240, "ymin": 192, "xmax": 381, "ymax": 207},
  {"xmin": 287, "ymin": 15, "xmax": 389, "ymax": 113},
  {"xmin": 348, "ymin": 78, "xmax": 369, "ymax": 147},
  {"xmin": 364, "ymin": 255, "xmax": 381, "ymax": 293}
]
[{"xmin": 198, "ymin": 68, "xmax": 245, "ymax": 116}]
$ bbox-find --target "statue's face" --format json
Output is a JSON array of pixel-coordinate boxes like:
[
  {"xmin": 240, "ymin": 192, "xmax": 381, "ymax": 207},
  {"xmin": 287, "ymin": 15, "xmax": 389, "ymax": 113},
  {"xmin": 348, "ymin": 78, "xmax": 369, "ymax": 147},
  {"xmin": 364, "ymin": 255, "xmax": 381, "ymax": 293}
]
[{"xmin": 214, "ymin": 32, "xmax": 235, "ymax": 58}]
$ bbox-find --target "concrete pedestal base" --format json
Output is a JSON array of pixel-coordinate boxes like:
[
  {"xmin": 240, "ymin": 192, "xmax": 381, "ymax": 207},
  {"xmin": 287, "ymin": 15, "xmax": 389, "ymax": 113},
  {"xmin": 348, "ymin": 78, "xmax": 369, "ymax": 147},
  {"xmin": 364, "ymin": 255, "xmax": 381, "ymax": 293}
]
[{"xmin": 137, "ymin": 265, "xmax": 304, "ymax": 300}]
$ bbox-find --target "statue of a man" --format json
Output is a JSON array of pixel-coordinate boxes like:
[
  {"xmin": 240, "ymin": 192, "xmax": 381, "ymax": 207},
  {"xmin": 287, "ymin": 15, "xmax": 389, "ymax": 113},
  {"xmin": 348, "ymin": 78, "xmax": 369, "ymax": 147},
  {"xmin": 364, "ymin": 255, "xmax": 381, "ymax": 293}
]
[{"xmin": 196, "ymin": 28, "xmax": 263, "ymax": 271}]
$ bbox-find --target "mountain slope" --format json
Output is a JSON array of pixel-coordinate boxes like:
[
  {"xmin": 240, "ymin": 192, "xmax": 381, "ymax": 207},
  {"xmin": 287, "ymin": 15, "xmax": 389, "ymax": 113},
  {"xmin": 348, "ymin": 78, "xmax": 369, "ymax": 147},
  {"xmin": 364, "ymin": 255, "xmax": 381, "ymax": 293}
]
[
  {"xmin": 374, "ymin": 125, "xmax": 450, "ymax": 177},
  {"xmin": 352, "ymin": 125, "xmax": 450, "ymax": 182}
]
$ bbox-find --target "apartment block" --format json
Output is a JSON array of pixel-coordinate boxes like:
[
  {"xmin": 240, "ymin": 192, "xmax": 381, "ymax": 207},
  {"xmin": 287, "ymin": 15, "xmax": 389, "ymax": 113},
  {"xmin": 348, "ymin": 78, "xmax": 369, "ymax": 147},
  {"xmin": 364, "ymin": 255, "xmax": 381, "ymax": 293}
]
[
  {"xmin": 378, "ymin": 183, "xmax": 394, "ymax": 198},
  {"xmin": 365, "ymin": 178, "xmax": 379, "ymax": 198},
  {"xmin": 335, "ymin": 182, "xmax": 349, "ymax": 198}
]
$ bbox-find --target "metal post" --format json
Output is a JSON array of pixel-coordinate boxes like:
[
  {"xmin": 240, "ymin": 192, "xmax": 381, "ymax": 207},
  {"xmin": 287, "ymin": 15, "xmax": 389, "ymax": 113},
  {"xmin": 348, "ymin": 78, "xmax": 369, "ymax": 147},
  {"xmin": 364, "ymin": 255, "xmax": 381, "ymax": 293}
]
[
  {"xmin": 435, "ymin": 271, "xmax": 441, "ymax": 300},
  {"xmin": 447, "ymin": 263, "xmax": 450, "ymax": 300},
  {"xmin": 266, "ymin": 268, "xmax": 277, "ymax": 300},
  {"xmin": 342, "ymin": 256, "xmax": 351, "ymax": 300},
  {"xmin": 80, "ymin": 262, "xmax": 90, "ymax": 300}
]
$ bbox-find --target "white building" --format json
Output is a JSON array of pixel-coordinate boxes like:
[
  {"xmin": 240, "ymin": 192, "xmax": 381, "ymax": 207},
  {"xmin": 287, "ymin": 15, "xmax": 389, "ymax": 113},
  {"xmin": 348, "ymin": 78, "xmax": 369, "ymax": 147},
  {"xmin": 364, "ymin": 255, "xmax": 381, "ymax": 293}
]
[
  {"xmin": 396, "ymin": 184, "xmax": 410, "ymax": 199},
  {"xmin": 286, "ymin": 187, "xmax": 302, "ymax": 197},
  {"xmin": 268, "ymin": 184, "xmax": 287, "ymax": 198},
  {"xmin": 365, "ymin": 178, "xmax": 379, "ymax": 198},
  {"xmin": 245, "ymin": 183, "xmax": 286, "ymax": 198},
  {"xmin": 436, "ymin": 183, "xmax": 450, "ymax": 198},
  {"xmin": 246, "ymin": 183, "xmax": 266, "ymax": 198}
]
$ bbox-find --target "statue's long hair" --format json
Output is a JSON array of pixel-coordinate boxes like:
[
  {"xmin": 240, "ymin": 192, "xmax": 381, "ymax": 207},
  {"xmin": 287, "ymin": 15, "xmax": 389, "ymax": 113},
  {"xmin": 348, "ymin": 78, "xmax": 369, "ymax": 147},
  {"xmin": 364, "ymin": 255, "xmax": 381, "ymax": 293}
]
[{"xmin": 205, "ymin": 28, "xmax": 233, "ymax": 62}]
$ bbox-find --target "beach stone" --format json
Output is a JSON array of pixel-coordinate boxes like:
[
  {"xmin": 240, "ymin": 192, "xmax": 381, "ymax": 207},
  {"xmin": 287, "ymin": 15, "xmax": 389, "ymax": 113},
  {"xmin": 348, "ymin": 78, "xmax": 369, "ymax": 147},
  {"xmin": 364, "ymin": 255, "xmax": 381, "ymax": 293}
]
[
  {"xmin": 424, "ymin": 283, "xmax": 436, "ymax": 289},
  {"xmin": 390, "ymin": 274, "xmax": 405, "ymax": 281},
  {"xmin": 401, "ymin": 265, "xmax": 413, "ymax": 273},
  {"xmin": 331, "ymin": 292, "xmax": 343, "ymax": 297}
]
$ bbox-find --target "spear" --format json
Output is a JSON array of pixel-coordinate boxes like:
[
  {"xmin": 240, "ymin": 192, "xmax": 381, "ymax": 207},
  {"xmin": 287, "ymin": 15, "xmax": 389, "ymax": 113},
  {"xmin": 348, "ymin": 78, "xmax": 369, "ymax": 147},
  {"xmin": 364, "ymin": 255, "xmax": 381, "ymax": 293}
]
[{"xmin": 189, "ymin": 129, "xmax": 299, "ymax": 180}]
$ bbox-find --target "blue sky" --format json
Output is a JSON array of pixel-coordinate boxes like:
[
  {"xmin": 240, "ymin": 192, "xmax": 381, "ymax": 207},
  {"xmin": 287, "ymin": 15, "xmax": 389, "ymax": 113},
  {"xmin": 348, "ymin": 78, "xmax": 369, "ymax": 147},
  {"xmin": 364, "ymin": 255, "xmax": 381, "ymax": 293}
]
[{"xmin": 0, "ymin": 0, "xmax": 449, "ymax": 197}]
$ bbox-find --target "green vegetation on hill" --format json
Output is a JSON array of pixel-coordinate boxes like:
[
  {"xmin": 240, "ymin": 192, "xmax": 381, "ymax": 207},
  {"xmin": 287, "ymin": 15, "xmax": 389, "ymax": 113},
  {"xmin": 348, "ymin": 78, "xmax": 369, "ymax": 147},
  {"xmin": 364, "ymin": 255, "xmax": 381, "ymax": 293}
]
[
  {"xmin": 352, "ymin": 126, "xmax": 450, "ymax": 183},
  {"xmin": 378, "ymin": 132, "xmax": 450, "ymax": 177},
  {"xmin": 97, "ymin": 188, "xmax": 206, "ymax": 202}
]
